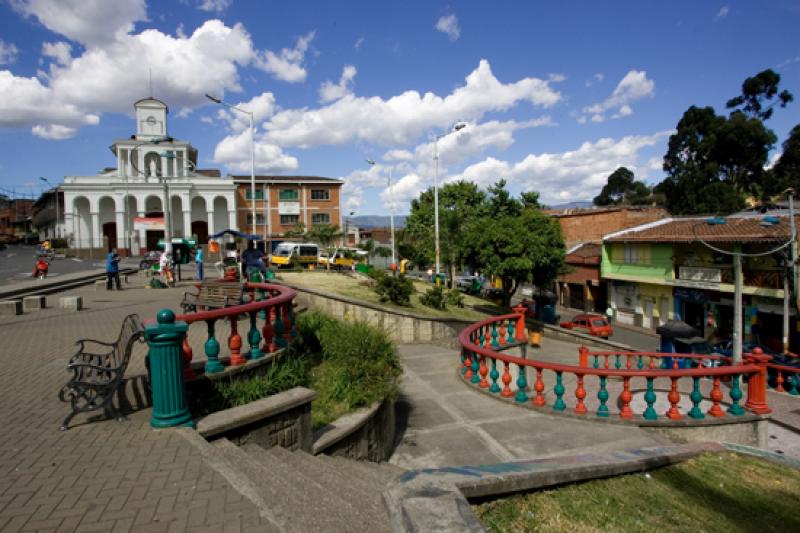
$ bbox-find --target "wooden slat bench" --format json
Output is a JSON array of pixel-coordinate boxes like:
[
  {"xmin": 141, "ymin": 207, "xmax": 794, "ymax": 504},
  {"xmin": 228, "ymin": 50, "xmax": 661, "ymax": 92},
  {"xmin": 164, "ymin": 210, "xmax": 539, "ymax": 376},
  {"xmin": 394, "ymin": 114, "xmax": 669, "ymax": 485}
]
[
  {"xmin": 180, "ymin": 280, "xmax": 246, "ymax": 313},
  {"xmin": 57, "ymin": 314, "xmax": 145, "ymax": 430}
]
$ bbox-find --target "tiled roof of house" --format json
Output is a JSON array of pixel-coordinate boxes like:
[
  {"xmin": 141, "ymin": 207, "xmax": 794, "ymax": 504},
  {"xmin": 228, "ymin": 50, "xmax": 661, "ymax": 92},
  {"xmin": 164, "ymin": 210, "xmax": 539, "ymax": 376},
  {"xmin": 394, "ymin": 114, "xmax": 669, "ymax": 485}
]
[
  {"xmin": 604, "ymin": 216, "xmax": 797, "ymax": 243},
  {"xmin": 565, "ymin": 242, "xmax": 601, "ymax": 264}
]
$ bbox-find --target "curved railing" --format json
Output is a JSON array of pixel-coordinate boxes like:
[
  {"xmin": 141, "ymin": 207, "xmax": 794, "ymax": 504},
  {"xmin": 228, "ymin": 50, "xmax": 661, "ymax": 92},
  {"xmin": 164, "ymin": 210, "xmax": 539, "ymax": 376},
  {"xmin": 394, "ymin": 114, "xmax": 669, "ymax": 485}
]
[
  {"xmin": 458, "ymin": 308, "xmax": 772, "ymax": 422},
  {"xmin": 151, "ymin": 281, "xmax": 297, "ymax": 379}
]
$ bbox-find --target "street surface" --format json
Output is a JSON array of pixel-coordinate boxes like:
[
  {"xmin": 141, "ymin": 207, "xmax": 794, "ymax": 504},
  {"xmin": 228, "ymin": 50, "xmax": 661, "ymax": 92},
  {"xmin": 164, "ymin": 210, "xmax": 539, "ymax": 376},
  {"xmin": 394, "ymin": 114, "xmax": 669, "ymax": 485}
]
[
  {"xmin": 556, "ymin": 306, "xmax": 659, "ymax": 351},
  {"xmin": 0, "ymin": 244, "xmax": 140, "ymax": 285}
]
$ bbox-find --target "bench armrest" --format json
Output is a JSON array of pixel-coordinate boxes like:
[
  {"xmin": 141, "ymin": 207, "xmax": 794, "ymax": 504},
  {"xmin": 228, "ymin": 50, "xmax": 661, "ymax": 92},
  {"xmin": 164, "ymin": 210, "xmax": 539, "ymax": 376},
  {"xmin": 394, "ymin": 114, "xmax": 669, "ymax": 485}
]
[
  {"xmin": 75, "ymin": 338, "xmax": 115, "ymax": 350},
  {"xmin": 66, "ymin": 361, "xmax": 124, "ymax": 374}
]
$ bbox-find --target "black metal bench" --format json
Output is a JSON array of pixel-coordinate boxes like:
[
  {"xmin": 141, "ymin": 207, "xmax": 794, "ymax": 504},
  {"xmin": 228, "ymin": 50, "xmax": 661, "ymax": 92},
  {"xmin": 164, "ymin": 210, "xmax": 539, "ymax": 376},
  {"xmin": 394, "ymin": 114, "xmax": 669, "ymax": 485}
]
[
  {"xmin": 180, "ymin": 281, "xmax": 246, "ymax": 313},
  {"xmin": 58, "ymin": 314, "xmax": 145, "ymax": 430}
]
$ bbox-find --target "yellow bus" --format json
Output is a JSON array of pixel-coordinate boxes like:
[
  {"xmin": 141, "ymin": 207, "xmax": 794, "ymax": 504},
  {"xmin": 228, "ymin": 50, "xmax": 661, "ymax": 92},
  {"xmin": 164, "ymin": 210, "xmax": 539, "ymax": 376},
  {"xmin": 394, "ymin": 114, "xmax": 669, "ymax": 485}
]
[{"xmin": 270, "ymin": 242, "xmax": 320, "ymax": 268}]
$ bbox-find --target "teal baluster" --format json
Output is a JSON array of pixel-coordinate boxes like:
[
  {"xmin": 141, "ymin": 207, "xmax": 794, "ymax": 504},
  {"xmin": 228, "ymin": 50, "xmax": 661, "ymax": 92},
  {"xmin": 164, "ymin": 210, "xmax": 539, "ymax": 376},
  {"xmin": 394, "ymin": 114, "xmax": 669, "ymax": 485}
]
[
  {"xmin": 273, "ymin": 304, "xmax": 286, "ymax": 348},
  {"xmin": 286, "ymin": 303, "xmax": 297, "ymax": 338},
  {"xmin": 728, "ymin": 375, "xmax": 744, "ymax": 416},
  {"xmin": 460, "ymin": 348, "xmax": 468, "ymax": 375},
  {"xmin": 479, "ymin": 326, "xmax": 486, "ymax": 349},
  {"xmin": 257, "ymin": 286, "xmax": 267, "ymax": 320},
  {"xmin": 247, "ymin": 311, "xmax": 263, "ymax": 360},
  {"xmin": 553, "ymin": 372, "xmax": 566, "ymax": 411},
  {"xmin": 643, "ymin": 377, "xmax": 657, "ymax": 420},
  {"xmin": 515, "ymin": 364, "xmax": 528, "ymax": 403},
  {"xmin": 593, "ymin": 355, "xmax": 599, "ymax": 369},
  {"xmin": 507, "ymin": 319, "xmax": 515, "ymax": 344},
  {"xmin": 489, "ymin": 358, "xmax": 501, "ymax": 393},
  {"xmin": 789, "ymin": 374, "xmax": 799, "ymax": 396},
  {"xmin": 491, "ymin": 322, "xmax": 499, "ymax": 349},
  {"xmin": 597, "ymin": 376, "xmax": 609, "ymax": 417},
  {"xmin": 470, "ymin": 352, "xmax": 481, "ymax": 384},
  {"xmin": 204, "ymin": 319, "xmax": 223, "ymax": 374},
  {"xmin": 614, "ymin": 355, "xmax": 621, "ymax": 370},
  {"xmin": 637, "ymin": 355, "xmax": 644, "ymax": 369},
  {"xmin": 688, "ymin": 377, "xmax": 704, "ymax": 419}
]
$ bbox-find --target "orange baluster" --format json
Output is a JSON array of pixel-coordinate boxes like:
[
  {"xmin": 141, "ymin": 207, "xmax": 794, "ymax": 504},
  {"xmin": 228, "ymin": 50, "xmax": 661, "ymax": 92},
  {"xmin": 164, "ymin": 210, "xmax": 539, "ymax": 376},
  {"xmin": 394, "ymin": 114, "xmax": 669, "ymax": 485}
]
[
  {"xmin": 463, "ymin": 350, "xmax": 473, "ymax": 380},
  {"xmin": 708, "ymin": 377, "xmax": 725, "ymax": 417},
  {"xmin": 501, "ymin": 361, "xmax": 513, "ymax": 397},
  {"xmin": 229, "ymin": 315, "xmax": 245, "ymax": 366},
  {"xmin": 533, "ymin": 368, "xmax": 546, "ymax": 406},
  {"xmin": 574, "ymin": 374, "xmax": 587, "ymax": 414},
  {"xmin": 776, "ymin": 371, "xmax": 785, "ymax": 392},
  {"xmin": 478, "ymin": 355, "xmax": 489, "ymax": 388},
  {"xmin": 666, "ymin": 377, "xmax": 682, "ymax": 420},
  {"xmin": 181, "ymin": 336, "xmax": 196, "ymax": 380},
  {"xmin": 619, "ymin": 377, "xmax": 633, "ymax": 419},
  {"xmin": 262, "ymin": 306, "xmax": 276, "ymax": 353}
]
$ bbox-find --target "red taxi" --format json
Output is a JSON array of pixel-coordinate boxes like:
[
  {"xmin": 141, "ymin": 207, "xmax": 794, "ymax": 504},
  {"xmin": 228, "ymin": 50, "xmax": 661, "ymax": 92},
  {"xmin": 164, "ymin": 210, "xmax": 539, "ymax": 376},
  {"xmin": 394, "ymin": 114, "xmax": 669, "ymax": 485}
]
[{"xmin": 559, "ymin": 313, "xmax": 613, "ymax": 338}]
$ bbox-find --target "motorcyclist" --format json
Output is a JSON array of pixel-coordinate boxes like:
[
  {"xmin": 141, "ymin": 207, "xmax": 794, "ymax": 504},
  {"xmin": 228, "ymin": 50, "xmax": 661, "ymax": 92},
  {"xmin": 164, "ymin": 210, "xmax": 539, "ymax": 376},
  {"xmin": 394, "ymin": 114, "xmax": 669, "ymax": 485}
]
[{"xmin": 32, "ymin": 257, "xmax": 49, "ymax": 279}]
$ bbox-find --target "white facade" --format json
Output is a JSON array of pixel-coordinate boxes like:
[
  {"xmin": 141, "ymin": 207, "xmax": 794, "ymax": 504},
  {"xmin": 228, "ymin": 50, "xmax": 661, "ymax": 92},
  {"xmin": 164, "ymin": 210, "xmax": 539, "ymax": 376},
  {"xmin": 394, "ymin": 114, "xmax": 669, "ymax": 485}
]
[{"xmin": 60, "ymin": 98, "xmax": 236, "ymax": 253}]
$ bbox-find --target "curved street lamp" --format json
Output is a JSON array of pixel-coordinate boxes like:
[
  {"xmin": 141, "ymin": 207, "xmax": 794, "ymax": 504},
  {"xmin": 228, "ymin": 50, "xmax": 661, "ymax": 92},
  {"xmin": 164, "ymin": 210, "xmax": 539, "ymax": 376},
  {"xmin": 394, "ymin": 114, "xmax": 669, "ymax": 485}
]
[
  {"xmin": 433, "ymin": 123, "xmax": 466, "ymax": 276},
  {"xmin": 205, "ymin": 94, "xmax": 256, "ymax": 237}
]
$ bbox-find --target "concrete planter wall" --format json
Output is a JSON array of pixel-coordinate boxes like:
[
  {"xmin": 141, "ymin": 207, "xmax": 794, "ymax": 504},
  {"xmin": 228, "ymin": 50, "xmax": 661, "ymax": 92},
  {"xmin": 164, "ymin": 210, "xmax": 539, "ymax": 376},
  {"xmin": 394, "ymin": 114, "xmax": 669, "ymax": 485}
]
[
  {"xmin": 281, "ymin": 280, "xmax": 474, "ymax": 348},
  {"xmin": 312, "ymin": 398, "xmax": 396, "ymax": 461}
]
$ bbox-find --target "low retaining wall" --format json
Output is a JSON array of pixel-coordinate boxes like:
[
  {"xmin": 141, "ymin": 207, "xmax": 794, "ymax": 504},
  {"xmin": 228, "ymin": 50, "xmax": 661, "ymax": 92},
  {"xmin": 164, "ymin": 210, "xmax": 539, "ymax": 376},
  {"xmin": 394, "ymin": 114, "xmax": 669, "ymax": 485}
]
[
  {"xmin": 312, "ymin": 398, "xmax": 396, "ymax": 461},
  {"xmin": 280, "ymin": 280, "xmax": 474, "ymax": 348}
]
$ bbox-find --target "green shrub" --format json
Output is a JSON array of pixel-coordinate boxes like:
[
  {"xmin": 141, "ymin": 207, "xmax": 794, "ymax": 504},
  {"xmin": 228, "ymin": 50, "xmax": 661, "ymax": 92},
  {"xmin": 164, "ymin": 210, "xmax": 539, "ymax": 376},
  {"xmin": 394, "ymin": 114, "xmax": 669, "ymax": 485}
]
[
  {"xmin": 446, "ymin": 289, "xmax": 465, "ymax": 308},
  {"xmin": 420, "ymin": 285, "xmax": 447, "ymax": 310},
  {"xmin": 374, "ymin": 273, "xmax": 414, "ymax": 306},
  {"xmin": 214, "ymin": 351, "xmax": 310, "ymax": 407},
  {"xmin": 289, "ymin": 255, "xmax": 302, "ymax": 271}
]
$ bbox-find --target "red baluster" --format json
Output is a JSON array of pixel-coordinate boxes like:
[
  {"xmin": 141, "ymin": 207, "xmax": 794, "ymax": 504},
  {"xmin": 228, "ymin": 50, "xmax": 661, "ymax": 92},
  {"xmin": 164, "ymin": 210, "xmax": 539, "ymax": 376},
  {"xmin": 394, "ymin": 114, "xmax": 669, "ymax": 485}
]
[
  {"xmin": 182, "ymin": 336, "xmax": 196, "ymax": 380},
  {"xmin": 501, "ymin": 362, "xmax": 513, "ymax": 397},
  {"xmin": 619, "ymin": 377, "xmax": 633, "ymax": 419},
  {"xmin": 229, "ymin": 316, "xmax": 245, "ymax": 366},
  {"xmin": 744, "ymin": 348, "xmax": 772, "ymax": 414},
  {"xmin": 533, "ymin": 368, "xmax": 546, "ymax": 406},
  {"xmin": 463, "ymin": 349, "xmax": 473, "ymax": 379},
  {"xmin": 708, "ymin": 377, "xmax": 725, "ymax": 417},
  {"xmin": 478, "ymin": 355, "xmax": 489, "ymax": 388},
  {"xmin": 626, "ymin": 356, "xmax": 632, "ymax": 370},
  {"xmin": 604, "ymin": 355, "xmax": 609, "ymax": 369},
  {"xmin": 672, "ymin": 358, "xmax": 679, "ymax": 370},
  {"xmin": 579, "ymin": 346, "xmax": 589, "ymax": 368},
  {"xmin": 666, "ymin": 377, "xmax": 682, "ymax": 420},
  {"xmin": 649, "ymin": 357, "xmax": 656, "ymax": 369},
  {"xmin": 513, "ymin": 304, "xmax": 527, "ymax": 342},
  {"xmin": 498, "ymin": 323, "xmax": 507, "ymax": 346},
  {"xmin": 262, "ymin": 306, "xmax": 276, "ymax": 353},
  {"xmin": 776, "ymin": 371, "xmax": 785, "ymax": 392},
  {"xmin": 574, "ymin": 374, "xmax": 587, "ymax": 414}
]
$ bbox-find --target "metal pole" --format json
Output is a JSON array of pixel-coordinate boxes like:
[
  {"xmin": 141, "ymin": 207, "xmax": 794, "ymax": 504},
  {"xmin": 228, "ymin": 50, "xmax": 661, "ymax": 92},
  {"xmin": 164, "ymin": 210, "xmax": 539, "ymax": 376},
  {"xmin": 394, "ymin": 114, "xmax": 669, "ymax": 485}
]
[
  {"xmin": 434, "ymin": 136, "xmax": 441, "ymax": 276},
  {"xmin": 733, "ymin": 253, "xmax": 743, "ymax": 365},
  {"xmin": 249, "ymin": 112, "xmax": 256, "ymax": 237},
  {"xmin": 162, "ymin": 176, "xmax": 172, "ymax": 254},
  {"xmin": 389, "ymin": 168, "xmax": 396, "ymax": 266},
  {"xmin": 784, "ymin": 268, "xmax": 790, "ymax": 353},
  {"xmin": 55, "ymin": 188, "xmax": 60, "ymax": 240}
]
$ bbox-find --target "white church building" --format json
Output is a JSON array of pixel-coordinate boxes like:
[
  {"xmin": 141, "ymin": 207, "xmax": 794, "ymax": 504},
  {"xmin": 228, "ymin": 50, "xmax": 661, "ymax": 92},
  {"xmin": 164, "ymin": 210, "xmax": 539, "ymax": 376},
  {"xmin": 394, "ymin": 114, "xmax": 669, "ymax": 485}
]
[{"xmin": 60, "ymin": 98, "xmax": 237, "ymax": 254}]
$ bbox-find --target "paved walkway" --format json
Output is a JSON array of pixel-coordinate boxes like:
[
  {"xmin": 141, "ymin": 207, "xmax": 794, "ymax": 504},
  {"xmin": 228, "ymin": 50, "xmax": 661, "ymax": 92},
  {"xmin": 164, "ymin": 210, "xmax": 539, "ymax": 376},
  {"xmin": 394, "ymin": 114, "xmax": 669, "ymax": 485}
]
[{"xmin": 1, "ymin": 271, "xmax": 798, "ymax": 531}]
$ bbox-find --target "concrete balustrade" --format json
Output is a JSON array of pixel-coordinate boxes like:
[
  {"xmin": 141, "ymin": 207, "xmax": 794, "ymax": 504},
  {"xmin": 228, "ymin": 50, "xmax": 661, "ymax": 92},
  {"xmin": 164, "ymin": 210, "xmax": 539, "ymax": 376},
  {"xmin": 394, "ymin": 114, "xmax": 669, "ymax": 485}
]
[
  {"xmin": 58, "ymin": 296, "xmax": 83, "ymax": 311},
  {"xmin": 22, "ymin": 296, "xmax": 46, "ymax": 311},
  {"xmin": 0, "ymin": 300, "xmax": 23, "ymax": 316}
]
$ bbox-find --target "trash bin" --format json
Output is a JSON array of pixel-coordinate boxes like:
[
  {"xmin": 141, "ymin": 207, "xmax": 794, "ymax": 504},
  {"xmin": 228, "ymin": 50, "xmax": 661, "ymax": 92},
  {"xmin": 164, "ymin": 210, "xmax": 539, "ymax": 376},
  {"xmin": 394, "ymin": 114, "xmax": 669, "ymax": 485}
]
[
  {"xmin": 529, "ymin": 331, "xmax": 542, "ymax": 347},
  {"xmin": 355, "ymin": 263, "xmax": 373, "ymax": 274},
  {"xmin": 540, "ymin": 305, "xmax": 556, "ymax": 325}
]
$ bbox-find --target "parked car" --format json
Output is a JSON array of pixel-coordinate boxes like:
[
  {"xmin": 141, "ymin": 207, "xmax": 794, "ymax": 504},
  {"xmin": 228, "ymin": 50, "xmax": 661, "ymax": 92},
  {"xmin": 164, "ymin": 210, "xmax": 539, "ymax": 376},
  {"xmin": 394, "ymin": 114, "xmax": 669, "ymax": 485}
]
[
  {"xmin": 559, "ymin": 313, "xmax": 613, "ymax": 338},
  {"xmin": 0, "ymin": 233, "xmax": 20, "ymax": 245}
]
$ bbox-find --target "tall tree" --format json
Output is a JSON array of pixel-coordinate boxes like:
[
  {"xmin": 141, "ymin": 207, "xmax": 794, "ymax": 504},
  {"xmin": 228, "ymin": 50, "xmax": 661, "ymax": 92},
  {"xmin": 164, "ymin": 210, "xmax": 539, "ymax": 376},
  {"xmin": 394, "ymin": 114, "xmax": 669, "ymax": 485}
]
[
  {"xmin": 593, "ymin": 167, "xmax": 652, "ymax": 206},
  {"xmin": 307, "ymin": 224, "xmax": 342, "ymax": 270},
  {"xmin": 768, "ymin": 124, "xmax": 800, "ymax": 196},
  {"xmin": 726, "ymin": 69, "xmax": 794, "ymax": 121}
]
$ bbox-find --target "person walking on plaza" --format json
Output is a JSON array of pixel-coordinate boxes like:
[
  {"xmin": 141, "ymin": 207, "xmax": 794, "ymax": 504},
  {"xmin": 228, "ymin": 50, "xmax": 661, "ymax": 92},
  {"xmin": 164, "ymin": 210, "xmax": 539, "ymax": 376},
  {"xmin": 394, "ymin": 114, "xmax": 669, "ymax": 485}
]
[
  {"xmin": 160, "ymin": 250, "xmax": 174, "ymax": 287},
  {"xmin": 241, "ymin": 240, "xmax": 266, "ymax": 278},
  {"xmin": 605, "ymin": 305, "xmax": 614, "ymax": 324},
  {"xmin": 106, "ymin": 249, "xmax": 121, "ymax": 290},
  {"xmin": 195, "ymin": 246, "xmax": 204, "ymax": 281}
]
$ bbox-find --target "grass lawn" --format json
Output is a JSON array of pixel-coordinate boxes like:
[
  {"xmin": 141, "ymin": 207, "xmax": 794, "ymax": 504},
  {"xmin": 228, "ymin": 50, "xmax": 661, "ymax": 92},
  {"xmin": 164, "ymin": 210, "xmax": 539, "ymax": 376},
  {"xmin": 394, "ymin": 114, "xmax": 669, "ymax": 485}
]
[
  {"xmin": 473, "ymin": 452, "xmax": 800, "ymax": 532},
  {"xmin": 279, "ymin": 271, "xmax": 490, "ymax": 321}
]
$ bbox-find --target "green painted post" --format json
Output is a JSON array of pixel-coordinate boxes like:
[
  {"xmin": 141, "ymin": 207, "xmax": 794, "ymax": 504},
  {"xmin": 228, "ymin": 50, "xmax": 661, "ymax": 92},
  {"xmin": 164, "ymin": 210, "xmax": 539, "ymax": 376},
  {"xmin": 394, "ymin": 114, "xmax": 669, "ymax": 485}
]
[
  {"xmin": 506, "ymin": 319, "xmax": 515, "ymax": 344},
  {"xmin": 614, "ymin": 355, "xmax": 621, "ymax": 370},
  {"xmin": 491, "ymin": 322, "xmax": 499, "ymax": 349},
  {"xmin": 460, "ymin": 349, "xmax": 468, "ymax": 375},
  {"xmin": 643, "ymin": 377, "xmax": 657, "ymax": 420},
  {"xmin": 593, "ymin": 355, "xmax": 599, "ymax": 369},
  {"xmin": 637, "ymin": 355, "xmax": 644, "ymax": 369},
  {"xmin": 247, "ymin": 311, "xmax": 263, "ymax": 360},
  {"xmin": 489, "ymin": 358, "xmax": 500, "ymax": 393},
  {"xmin": 144, "ymin": 309, "xmax": 194, "ymax": 429},
  {"xmin": 515, "ymin": 364, "xmax": 528, "ymax": 403},
  {"xmin": 689, "ymin": 377, "xmax": 705, "ymax": 419},
  {"xmin": 204, "ymin": 319, "xmax": 223, "ymax": 374},
  {"xmin": 597, "ymin": 376, "xmax": 609, "ymax": 417},
  {"xmin": 470, "ymin": 352, "xmax": 481, "ymax": 384},
  {"xmin": 553, "ymin": 371, "xmax": 566, "ymax": 411},
  {"xmin": 789, "ymin": 374, "xmax": 799, "ymax": 396},
  {"xmin": 728, "ymin": 375, "xmax": 745, "ymax": 416}
]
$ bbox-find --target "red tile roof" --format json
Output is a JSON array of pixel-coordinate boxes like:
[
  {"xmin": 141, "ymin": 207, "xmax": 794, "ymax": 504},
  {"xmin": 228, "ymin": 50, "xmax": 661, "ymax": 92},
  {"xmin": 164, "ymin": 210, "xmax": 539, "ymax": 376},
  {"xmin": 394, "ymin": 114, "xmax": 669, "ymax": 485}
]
[{"xmin": 605, "ymin": 216, "xmax": 798, "ymax": 243}]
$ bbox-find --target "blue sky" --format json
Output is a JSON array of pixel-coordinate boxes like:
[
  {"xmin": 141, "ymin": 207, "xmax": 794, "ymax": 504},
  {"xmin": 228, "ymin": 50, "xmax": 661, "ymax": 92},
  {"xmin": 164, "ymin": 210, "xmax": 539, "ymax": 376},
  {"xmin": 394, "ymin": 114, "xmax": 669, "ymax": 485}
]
[{"xmin": 0, "ymin": 0, "xmax": 798, "ymax": 214}]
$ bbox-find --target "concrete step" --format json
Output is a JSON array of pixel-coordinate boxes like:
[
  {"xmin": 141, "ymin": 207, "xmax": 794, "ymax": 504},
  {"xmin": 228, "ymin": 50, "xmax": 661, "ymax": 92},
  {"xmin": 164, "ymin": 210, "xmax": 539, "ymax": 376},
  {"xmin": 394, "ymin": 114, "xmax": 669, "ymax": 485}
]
[
  {"xmin": 268, "ymin": 445, "xmax": 389, "ymax": 514},
  {"xmin": 213, "ymin": 439, "xmax": 364, "ymax": 533},
  {"xmin": 320, "ymin": 455, "xmax": 404, "ymax": 487},
  {"xmin": 245, "ymin": 444, "xmax": 391, "ymax": 533}
]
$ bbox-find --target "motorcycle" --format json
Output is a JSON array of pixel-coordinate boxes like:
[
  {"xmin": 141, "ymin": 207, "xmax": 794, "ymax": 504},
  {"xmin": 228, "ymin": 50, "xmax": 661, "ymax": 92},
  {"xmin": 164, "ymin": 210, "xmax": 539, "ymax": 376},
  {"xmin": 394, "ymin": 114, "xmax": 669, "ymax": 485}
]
[
  {"xmin": 32, "ymin": 257, "xmax": 49, "ymax": 279},
  {"xmin": 139, "ymin": 250, "xmax": 161, "ymax": 270}
]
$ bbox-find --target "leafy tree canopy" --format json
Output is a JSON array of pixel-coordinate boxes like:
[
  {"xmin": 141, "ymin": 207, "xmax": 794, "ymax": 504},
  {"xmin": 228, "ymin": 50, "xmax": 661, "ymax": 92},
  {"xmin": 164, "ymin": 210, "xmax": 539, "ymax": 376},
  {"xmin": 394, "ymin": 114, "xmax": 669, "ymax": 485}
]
[
  {"xmin": 726, "ymin": 69, "xmax": 794, "ymax": 121},
  {"xmin": 767, "ymin": 124, "xmax": 800, "ymax": 197},
  {"xmin": 593, "ymin": 167, "xmax": 652, "ymax": 206}
]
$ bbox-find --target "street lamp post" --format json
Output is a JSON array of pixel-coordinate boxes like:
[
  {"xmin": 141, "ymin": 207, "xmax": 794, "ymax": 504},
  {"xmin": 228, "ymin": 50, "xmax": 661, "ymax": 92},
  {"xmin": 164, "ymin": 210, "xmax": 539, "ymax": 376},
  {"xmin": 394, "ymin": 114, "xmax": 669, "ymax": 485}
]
[
  {"xmin": 433, "ymin": 123, "xmax": 466, "ymax": 276},
  {"xmin": 206, "ymin": 94, "xmax": 256, "ymax": 237},
  {"xmin": 366, "ymin": 160, "xmax": 396, "ymax": 265},
  {"xmin": 39, "ymin": 177, "xmax": 59, "ymax": 240}
]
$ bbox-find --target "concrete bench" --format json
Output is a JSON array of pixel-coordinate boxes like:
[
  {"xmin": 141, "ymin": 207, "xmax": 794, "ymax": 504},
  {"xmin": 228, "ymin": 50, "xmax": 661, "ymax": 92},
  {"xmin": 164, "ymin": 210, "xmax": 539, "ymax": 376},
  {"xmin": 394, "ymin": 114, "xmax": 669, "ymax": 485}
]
[
  {"xmin": 59, "ymin": 296, "xmax": 83, "ymax": 311},
  {"xmin": 0, "ymin": 300, "xmax": 23, "ymax": 316},
  {"xmin": 23, "ymin": 296, "xmax": 46, "ymax": 311}
]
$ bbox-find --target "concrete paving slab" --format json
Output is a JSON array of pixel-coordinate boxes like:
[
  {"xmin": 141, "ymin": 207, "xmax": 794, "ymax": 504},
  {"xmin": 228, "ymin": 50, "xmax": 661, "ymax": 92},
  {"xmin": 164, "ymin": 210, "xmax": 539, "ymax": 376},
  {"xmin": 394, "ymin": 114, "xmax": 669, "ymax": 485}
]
[
  {"xmin": 396, "ymin": 396, "xmax": 458, "ymax": 428},
  {"xmin": 397, "ymin": 344, "xmax": 455, "ymax": 357},
  {"xmin": 391, "ymin": 426, "xmax": 508, "ymax": 469},
  {"xmin": 400, "ymin": 352, "xmax": 459, "ymax": 375}
]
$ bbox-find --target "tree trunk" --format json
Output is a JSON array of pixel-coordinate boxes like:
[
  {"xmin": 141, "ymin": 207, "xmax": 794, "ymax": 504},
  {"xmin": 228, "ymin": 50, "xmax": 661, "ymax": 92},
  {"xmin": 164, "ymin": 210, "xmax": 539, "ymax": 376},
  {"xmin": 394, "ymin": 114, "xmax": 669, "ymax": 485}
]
[{"xmin": 449, "ymin": 250, "xmax": 457, "ymax": 290}]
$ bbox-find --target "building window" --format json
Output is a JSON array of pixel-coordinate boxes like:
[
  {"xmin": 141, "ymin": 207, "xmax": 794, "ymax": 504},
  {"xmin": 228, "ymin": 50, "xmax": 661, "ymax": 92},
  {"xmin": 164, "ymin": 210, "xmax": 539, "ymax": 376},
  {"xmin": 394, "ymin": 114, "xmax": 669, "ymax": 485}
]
[
  {"xmin": 623, "ymin": 244, "xmax": 650, "ymax": 265},
  {"xmin": 279, "ymin": 189, "xmax": 299, "ymax": 201},
  {"xmin": 246, "ymin": 214, "xmax": 266, "ymax": 225},
  {"xmin": 311, "ymin": 189, "xmax": 330, "ymax": 201},
  {"xmin": 245, "ymin": 189, "xmax": 265, "ymax": 200},
  {"xmin": 280, "ymin": 214, "xmax": 300, "ymax": 226},
  {"xmin": 312, "ymin": 213, "xmax": 330, "ymax": 224}
]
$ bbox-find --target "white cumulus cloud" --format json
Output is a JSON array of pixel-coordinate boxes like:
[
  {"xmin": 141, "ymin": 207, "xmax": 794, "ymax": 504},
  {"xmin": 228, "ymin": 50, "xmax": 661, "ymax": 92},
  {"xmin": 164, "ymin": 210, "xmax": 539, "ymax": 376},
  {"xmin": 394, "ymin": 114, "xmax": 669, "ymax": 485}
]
[
  {"xmin": 254, "ymin": 31, "xmax": 315, "ymax": 83},
  {"xmin": 213, "ymin": 91, "xmax": 277, "ymax": 132},
  {"xmin": 577, "ymin": 70, "xmax": 654, "ymax": 123},
  {"xmin": 197, "ymin": 0, "xmax": 232, "ymax": 13},
  {"xmin": 716, "ymin": 6, "xmax": 730, "ymax": 19},
  {"xmin": 319, "ymin": 65, "xmax": 357, "ymax": 103},
  {"xmin": 435, "ymin": 14, "xmax": 460, "ymax": 41},
  {"xmin": 0, "ymin": 40, "xmax": 20, "ymax": 65},
  {"xmin": 213, "ymin": 129, "xmax": 298, "ymax": 173},
  {"xmin": 41, "ymin": 41, "xmax": 72, "ymax": 66},
  {"xmin": 32, "ymin": 124, "xmax": 77, "ymax": 139}
]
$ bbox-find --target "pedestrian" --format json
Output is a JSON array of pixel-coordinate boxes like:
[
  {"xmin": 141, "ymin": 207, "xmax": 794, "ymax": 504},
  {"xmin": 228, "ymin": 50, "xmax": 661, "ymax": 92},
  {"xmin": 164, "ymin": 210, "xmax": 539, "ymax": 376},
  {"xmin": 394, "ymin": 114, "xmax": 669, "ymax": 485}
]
[
  {"xmin": 605, "ymin": 305, "xmax": 614, "ymax": 324},
  {"xmin": 195, "ymin": 246, "xmax": 204, "ymax": 281},
  {"xmin": 106, "ymin": 248, "xmax": 121, "ymax": 290},
  {"xmin": 241, "ymin": 240, "xmax": 265, "ymax": 278},
  {"xmin": 174, "ymin": 248, "xmax": 182, "ymax": 282},
  {"xmin": 160, "ymin": 250, "xmax": 173, "ymax": 286}
]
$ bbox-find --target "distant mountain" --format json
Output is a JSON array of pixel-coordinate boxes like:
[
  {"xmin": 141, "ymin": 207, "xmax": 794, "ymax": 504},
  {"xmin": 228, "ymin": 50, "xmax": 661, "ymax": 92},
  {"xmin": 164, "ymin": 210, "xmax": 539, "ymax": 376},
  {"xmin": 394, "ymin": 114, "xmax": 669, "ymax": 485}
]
[
  {"xmin": 545, "ymin": 201, "xmax": 594, "ymax": 210},
  {"xmin": 346, "ymin": 215, "xmax": 406, "ymax": 228}
]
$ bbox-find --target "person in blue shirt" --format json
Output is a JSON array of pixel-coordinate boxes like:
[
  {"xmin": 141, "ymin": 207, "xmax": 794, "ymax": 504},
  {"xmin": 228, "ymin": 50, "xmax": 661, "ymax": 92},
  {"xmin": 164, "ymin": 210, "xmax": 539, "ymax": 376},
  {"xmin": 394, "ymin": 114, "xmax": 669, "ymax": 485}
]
[
  {"xmin": 106, "ymin": 249, "xmax": 121, "ymax": 290},
  {"xmin": 241, "ymin": 240, "xmax": 266, "ymax": 277},
  {"xmin": 195, "ymin": 246, "xmax": 204, "ymax": 281}
]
